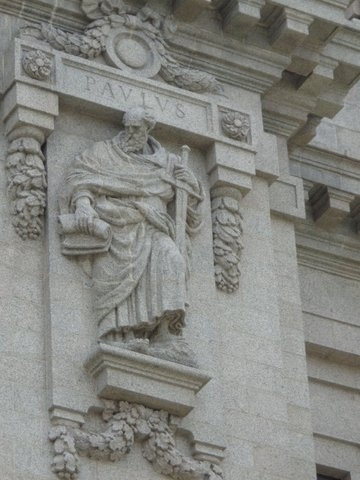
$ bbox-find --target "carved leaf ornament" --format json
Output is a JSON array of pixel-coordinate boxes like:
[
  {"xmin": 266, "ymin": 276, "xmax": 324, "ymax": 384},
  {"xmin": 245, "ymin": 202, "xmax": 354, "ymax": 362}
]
[
  {"xmin": 212, "ymin": 196, "xmax": 244, "ymax": 293},
  {"xmin": 6, "ymin": 136, "xmax": 47, "ymax": 239},
  {"xmin": 49, "ymin": 401, "xmax": 223, "ymax": 480},
  {"xmin": 25, "ymin": 0, "xmax": 222, "ymax": 94}
]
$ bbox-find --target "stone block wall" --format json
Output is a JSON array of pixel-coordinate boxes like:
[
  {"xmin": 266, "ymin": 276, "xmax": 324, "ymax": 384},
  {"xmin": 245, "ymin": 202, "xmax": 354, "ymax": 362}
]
[{"xmin": 294, "ymin": 81, "xmax": 360, "ymax": 480}]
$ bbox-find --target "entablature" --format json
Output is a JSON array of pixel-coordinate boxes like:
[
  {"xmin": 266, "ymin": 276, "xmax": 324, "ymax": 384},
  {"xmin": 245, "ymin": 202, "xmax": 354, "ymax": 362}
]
[{"xmin": 1, "ymin": 0, "xmax": 360, "ymax": 118}]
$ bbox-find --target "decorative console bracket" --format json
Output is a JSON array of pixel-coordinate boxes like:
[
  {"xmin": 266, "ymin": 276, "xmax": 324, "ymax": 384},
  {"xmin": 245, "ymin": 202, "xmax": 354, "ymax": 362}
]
[{"xmin": 207, "ymin": 139, "xmax": 256, "ymax": 293}]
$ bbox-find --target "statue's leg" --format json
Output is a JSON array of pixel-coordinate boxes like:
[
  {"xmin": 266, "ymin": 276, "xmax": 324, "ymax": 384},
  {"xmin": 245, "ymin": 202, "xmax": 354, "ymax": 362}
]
[{"xmin": 148, "ymin": 311, "xmax": 197, "ymax": 367}]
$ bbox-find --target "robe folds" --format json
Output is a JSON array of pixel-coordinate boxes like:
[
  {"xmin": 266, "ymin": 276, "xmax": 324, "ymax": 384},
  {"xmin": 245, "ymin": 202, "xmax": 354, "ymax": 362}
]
[{"xmin": 61, "ymin": 135, "xmax": 203, "ymax": 338}]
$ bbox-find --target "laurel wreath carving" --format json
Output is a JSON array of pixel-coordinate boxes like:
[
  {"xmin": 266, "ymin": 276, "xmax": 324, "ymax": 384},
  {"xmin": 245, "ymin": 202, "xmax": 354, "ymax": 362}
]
[{"xmin": 24, "ymin": 1, "xmax": 222, "ymax": 94}]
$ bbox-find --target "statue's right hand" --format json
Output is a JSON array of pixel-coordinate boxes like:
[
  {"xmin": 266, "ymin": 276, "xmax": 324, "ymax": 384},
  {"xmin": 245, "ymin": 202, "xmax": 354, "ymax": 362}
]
[{"xmin": 75, "ymin": 204, "xmax": 99, "ymax": 235}]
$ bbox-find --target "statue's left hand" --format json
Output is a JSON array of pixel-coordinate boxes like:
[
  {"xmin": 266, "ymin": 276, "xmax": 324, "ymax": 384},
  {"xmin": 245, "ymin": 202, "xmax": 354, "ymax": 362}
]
[
  {"xmin": 75, "ymin": 198, "xmax": 99, "ymax": 235},
  {"xmin": 174, "ymin": 165, "xmax": 200, "ymax": 193}
]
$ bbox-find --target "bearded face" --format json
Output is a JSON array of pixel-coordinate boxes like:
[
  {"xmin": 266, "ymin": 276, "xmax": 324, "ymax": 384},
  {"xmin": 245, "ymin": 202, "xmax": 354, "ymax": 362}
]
[{"xmin": 120, "ymin": 124, "xmax": 149, "ymax": 153}]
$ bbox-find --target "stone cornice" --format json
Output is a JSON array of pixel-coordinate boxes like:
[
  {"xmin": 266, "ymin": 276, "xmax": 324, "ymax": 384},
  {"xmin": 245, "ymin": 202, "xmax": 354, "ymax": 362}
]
[
  {"xmin": 296, "ymin": 227, "xmax": 360, "ymax": 282},
  {"xmin": 169, "ymin": 25, "xmax": 289, "ymax": 94},
  {"xmin": 307, "ymin": 350, "xmax": 360, "ymax": 392},
  {"xmin": 0, "ymin": 0, "xmax": 85, "ymax": 30},
  {"xmin": 297, "ymin": 239, "xmax": 360, "ymax": 282},
  {"xmin": 267, "ymin": 0, "xmax": 360, "ymax": 31},
  {"xmin": 290, "ymin": 145, "xmax": 360, "ymax": 195},
  {"xmin": 216, "ymin": 0, "xmax": 359, "ymax": 30}
]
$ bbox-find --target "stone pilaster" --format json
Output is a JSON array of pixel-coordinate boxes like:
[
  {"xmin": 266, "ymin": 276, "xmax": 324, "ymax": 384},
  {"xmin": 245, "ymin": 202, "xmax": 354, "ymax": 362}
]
[
  {"xmin": 207, "ymin": 139, "xmax": 256, "ymax": 292},
  {"xmin": 1, "ymin": 46, "xmax": 58, "ymax": 238}
]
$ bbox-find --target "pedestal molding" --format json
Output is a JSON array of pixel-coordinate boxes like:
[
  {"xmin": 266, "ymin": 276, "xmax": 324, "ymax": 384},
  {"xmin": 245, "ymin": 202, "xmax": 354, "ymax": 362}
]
[{"xmin": 85, "ymin": 343, "xmax": 211, "ymax": 417}]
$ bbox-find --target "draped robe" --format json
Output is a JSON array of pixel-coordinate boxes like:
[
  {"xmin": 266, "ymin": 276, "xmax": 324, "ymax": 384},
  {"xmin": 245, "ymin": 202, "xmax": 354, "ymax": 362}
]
[{"xmin": 61, "ymin": 134, "xmax": 203, "ymax": 338}]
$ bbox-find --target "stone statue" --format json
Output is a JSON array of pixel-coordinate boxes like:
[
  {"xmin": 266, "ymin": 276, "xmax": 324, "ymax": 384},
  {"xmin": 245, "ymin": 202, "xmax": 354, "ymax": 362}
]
[{"xmin": 59, "ymin": 107, "xmax": 203, "ymax": 365}]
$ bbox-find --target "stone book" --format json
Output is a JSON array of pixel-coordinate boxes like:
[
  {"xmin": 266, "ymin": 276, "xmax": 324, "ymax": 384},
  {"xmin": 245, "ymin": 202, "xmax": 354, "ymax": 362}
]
[{"xmin": 58, "ymin": 213, "xmax": 112, "ymax": 255}]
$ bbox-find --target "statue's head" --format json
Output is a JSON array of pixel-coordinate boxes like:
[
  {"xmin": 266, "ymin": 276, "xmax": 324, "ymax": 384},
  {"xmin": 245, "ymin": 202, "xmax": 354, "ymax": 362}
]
[
  {"xmin": 121, "ymin": 107, "xmax": 156, "ymax": 153},
  {"xmin": 123, "ymin": 106, "xmax": 156, "ymax": 131}
]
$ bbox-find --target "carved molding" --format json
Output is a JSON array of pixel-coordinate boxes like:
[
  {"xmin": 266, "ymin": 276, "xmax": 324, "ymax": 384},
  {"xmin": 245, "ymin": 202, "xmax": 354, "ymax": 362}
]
[
  {"xmin": 23, "ymin": 1, "xmax": 222, "ymax": 94},
  {"xmin": 22, "ymin": 49, "xmax": 52, "ymax": 80},
  {"xmin": 211, "ymin": 191, "xmax": 244, "ymax": 293},
  {"xmin": 296, "ymin": 229, "xmax": 360, "ymax": 282},
  {"xmin": 6, "ymin": 126, "xmax": 47, "ymax": 240},
  {"xmin": 49, "ymin": 401, "xmax": 223, "ymax": 480},
  {"xmin": 85, "ymin": 343, "xmax": 211, "ymax": 417}
]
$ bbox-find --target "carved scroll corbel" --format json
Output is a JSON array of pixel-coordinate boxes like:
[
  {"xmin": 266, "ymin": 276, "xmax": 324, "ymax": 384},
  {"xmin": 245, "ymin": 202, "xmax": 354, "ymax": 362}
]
[
  {"xmin": 6, "ymin": 126, "xmax": 47, "ymax": 240},
  {"xmin": 211, "ymin": 188, "xmax": 244, "ymax": 293}
]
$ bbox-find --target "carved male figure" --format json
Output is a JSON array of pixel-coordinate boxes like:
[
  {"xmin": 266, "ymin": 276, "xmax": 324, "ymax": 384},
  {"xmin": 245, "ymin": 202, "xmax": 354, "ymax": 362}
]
[{"xmin": 60, "ymin": 107, "xmax": 203, "ymax": 363}]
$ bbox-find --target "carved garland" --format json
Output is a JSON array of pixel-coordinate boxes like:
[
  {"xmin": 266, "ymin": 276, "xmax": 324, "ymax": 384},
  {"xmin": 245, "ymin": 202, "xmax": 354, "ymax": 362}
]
[
  {"xmin": 49, "ymin": 401, "xmax": 223, "ymax": 480},
  {"xmin": 212, "ymin": 195, "xmax": 244, "ymax": 293},
  {"xmin": 23, "ymin": 1, "xmax": 222, "ymax": 94},
  {"xmin": 6, "ymin": 132, "xmax": 47, "ymax": 240}
]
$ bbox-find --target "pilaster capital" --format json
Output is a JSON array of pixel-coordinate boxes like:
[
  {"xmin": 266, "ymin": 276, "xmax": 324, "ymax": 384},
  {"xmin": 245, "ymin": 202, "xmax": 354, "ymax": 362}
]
[
  {"xmin": 2, "ymin": 82, "xmax": 58, "ymax": 138},
  {"xmin": 206, "ymin": 141, "xmax": 256, "ymax": 198}
]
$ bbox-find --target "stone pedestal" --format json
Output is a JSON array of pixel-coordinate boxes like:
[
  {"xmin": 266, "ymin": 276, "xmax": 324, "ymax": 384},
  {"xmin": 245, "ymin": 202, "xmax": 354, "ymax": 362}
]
[{"xmin": 85, "ymin": 343, "xmax": 211, "ymax": 417}]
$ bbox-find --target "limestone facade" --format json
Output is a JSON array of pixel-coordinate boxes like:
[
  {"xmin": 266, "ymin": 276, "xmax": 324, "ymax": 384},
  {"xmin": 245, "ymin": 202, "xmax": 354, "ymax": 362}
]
[{"xmin": 0, "ymin": 1, "xmax": 359, "ymax": 480}]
